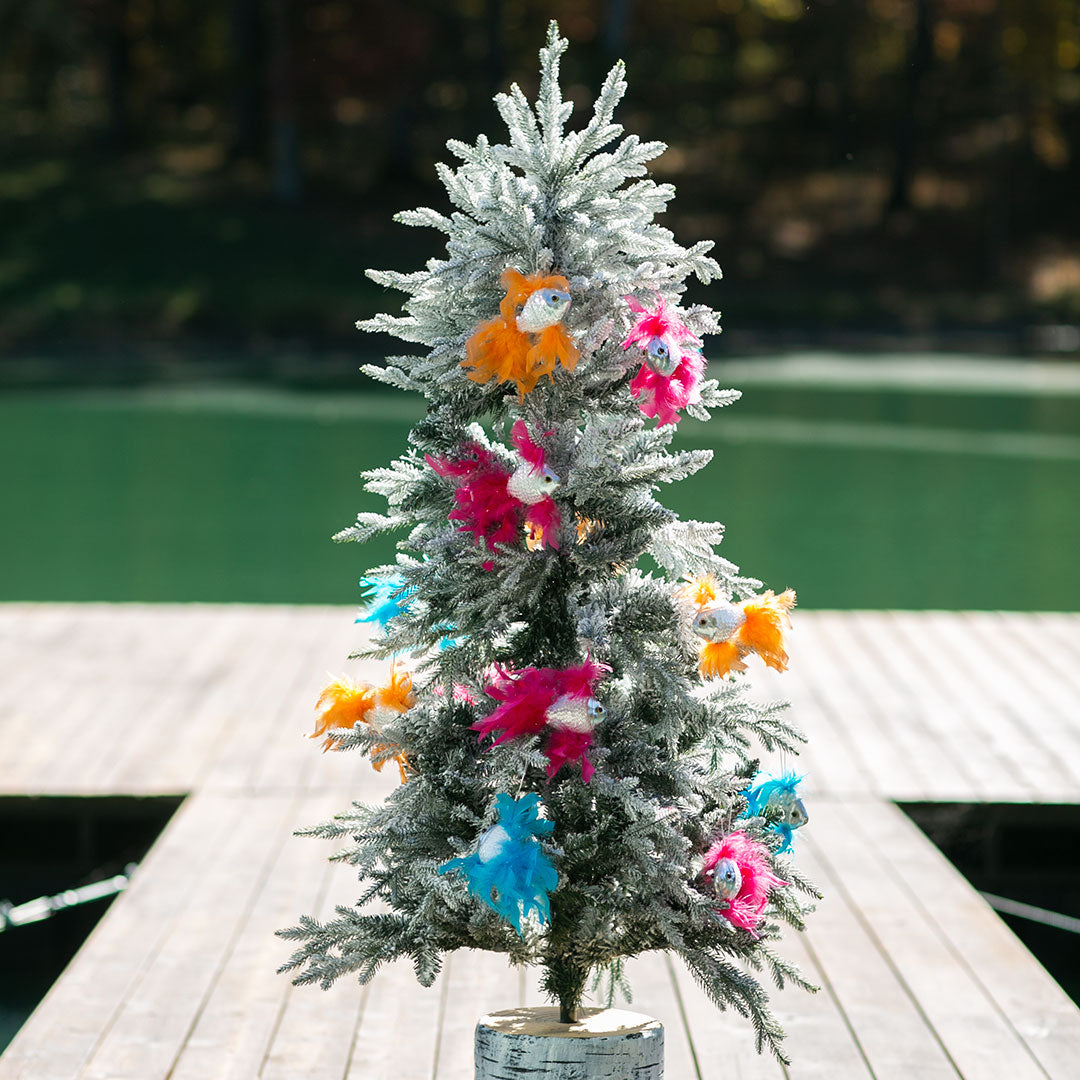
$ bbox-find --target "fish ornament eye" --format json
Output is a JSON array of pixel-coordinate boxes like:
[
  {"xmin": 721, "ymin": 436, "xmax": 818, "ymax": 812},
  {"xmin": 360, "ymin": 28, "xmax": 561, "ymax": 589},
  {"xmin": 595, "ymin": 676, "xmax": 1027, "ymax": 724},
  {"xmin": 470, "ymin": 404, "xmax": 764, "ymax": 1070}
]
[
  {"xmin": 543, "ymin": 289, "xmax": 570, "ymax": 309},
  {"xmin": 540, "ymin": 466, "xmax": 559, "ymax": 489},
  {"xmin": 587, "ymin": 698, "xmax": 605, "ymax": 720},
  {"xmin": 645, "ymin": 337, "xmax": 679, "ymax": 376},
  {"xmin": 711, "ymin": 857, "xmax": 742, "ymax": 901}
]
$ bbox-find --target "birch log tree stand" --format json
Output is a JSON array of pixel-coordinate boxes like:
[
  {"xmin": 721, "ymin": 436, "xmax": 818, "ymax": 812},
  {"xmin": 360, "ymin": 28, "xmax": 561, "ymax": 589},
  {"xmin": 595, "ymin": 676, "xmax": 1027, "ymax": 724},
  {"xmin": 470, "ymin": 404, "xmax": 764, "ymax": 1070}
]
[{"xmin": 475, "ymin": 1008, "xmax": 664, "ymax": 1079}]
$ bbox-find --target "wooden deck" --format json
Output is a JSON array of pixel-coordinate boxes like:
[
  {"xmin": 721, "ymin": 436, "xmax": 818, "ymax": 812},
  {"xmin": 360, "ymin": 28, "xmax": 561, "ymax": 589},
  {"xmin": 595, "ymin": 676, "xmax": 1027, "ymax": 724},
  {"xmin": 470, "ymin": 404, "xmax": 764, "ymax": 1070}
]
[{"xmin": 1, "ymin": 604, "xmax": 1078, "ymax": 1079}]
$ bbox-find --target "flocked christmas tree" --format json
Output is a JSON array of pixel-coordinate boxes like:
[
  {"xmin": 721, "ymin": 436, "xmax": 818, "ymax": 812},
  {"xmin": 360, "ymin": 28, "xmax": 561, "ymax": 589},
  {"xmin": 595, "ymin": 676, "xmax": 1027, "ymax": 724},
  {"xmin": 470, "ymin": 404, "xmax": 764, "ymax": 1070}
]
[{"xmin": 279, "ymin": 23, "xmax": 818, "ymax": 1061}]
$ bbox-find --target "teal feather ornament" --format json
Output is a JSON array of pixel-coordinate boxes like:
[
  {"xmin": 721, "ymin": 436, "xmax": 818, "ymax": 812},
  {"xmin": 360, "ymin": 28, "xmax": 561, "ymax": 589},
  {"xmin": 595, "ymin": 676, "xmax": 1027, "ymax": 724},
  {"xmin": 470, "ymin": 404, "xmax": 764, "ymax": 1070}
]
[
  {"xmin": 438, "ymin": 793, "xmax": 558, "ymax": 935},
  {"xmin": 356, "ymin": 575, "xmax": 413, "ymax": 631},
  {"xmin": 742, "ymin": 772, "xmax": 808, "ymax": 854}
]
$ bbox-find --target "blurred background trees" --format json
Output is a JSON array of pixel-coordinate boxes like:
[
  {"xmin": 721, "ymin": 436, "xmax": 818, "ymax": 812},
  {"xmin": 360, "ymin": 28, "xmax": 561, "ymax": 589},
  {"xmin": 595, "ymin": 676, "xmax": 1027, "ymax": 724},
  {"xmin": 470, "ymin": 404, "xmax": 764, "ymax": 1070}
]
[{"xmin": 1, "ymin": 0, "xmax": 1079, "ymax": 372}]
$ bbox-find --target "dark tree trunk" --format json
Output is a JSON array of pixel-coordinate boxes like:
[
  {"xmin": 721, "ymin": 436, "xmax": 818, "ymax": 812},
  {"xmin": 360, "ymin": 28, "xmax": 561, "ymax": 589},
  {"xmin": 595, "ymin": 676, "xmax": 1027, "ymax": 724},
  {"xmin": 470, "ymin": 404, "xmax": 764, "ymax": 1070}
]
[
  {"xmin": 229, "ymin": 0, "xmax": 267, "ymax": 162},
  {"xmin": 546, "ymin": 955, "xmax": 589, "ymax": 1024},
  {"xmin": 268, "ymin": 0, "xmax": 301, "ymax": 203},
  {"xmin": 483, "ymin": 0, "xmax": 503, "ymax": 97},
  {"xmin": 103, "ymin": 0, "xmax": 131, "ymax": 148},
  {"xmin": 886, "ymin": 0, "xmax": 933, "ymax": 214}
]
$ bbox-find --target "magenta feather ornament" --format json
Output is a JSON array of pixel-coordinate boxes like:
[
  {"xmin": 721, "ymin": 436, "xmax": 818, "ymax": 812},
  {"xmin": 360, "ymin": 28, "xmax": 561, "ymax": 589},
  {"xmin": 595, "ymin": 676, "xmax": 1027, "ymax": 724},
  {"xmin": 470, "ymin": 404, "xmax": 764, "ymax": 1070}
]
[
  {"xmin": 425, "ymin": 421, "xmax": 561, "ymax": 554},
  {"xmin": 702, "ymin": 830, "xmax": 787, "ymax": 936},
  {"xmin": 472, "ymin": 659, "xmax": 610, "ymax": 781},
  {"xmin": 621, "ymin": 293, "xmax": 706, "ymax": 426}
]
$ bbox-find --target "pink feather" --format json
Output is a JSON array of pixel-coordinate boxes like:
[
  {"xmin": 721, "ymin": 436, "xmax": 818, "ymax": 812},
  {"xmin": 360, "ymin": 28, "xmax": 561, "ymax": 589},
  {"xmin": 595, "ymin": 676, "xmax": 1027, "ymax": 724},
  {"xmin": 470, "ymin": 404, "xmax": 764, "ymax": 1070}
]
[
  {"xmin": 473, "ymin": 661, "xmax": 609, "ymax": 780},
  {"xmin": 702, "ymin": 831, "xmax": 787, "ymax": 936},
  {"xmin": 426, "ymin": 445, "xmax": 519, "ymax": 552},
  {"xmin": 510, "ymin": 420, "xmax": 549, "ymax": 472},
  {"xmin": 525, "ymin": 496, "xmax": 562, "ymax": 550},
  {"xmin": 546, "ymin": 729, "xmax": 595, "ymax": 781},
  {"xmin": 629, "ymin": 351, "xmax": 706, "ymax": 427},
  {"xmin": 621, "ymin": 294, "xmax": 706, "ymax": 426},
  {"xmin": 620, "ymin": 293, "xmax": 702, "ymax": 352},
  {"xmin": 472, "ymin": 665, "xmax": 554, "ymax": 746},
  {"xmin": 553, "ymin": 658, "xmax": 611, "ymax": 698}
]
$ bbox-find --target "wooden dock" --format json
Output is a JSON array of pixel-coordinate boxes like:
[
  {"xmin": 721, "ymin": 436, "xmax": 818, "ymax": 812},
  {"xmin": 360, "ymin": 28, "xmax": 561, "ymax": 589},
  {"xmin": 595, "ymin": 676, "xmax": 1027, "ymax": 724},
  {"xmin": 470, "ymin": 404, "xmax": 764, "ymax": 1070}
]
[{"xmin": 1, "ymin": 604, "xmax": 1078, "ymax": 1079}]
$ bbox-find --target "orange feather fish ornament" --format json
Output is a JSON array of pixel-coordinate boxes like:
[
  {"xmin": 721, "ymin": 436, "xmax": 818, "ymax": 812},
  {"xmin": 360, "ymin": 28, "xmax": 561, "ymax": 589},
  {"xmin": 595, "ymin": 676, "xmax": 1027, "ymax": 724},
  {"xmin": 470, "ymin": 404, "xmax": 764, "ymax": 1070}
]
[
  {"xmin": 462, "ymin": 268, "xmax": 579, "ymax": 399},
  {"xmin": 311, "ymin": 667, "xmax": 415, "ymax": 781},
  {"xmin": 681, "ymin": 576, "xmax": 796, "ymax": 679}
]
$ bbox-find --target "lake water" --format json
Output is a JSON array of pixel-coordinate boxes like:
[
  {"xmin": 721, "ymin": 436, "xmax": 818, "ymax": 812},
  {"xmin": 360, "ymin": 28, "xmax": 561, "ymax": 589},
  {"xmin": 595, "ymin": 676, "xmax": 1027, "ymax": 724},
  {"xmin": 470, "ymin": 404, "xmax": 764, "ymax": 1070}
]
[{"xmin": 3, "ymin": 362, "xmax": 1078, "ymax": 609}]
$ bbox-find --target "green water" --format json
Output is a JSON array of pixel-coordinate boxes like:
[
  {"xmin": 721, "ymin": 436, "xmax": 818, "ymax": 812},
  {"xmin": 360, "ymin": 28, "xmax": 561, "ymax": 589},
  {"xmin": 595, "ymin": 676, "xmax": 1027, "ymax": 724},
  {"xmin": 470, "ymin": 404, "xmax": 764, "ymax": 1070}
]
[{"xmin": 2, "ymin": 380, "xmax": 1078, "ymax": 609}]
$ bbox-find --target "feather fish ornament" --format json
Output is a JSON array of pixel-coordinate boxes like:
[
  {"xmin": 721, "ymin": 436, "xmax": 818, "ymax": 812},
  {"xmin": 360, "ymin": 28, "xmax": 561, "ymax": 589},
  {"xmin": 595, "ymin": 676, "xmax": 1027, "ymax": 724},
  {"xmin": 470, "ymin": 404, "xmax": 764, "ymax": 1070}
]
[
  {"xmin": 356, "ymin": 574, "xmax": 413, "ymax": 631},
  {"xmin": 681, "ymin": 575, "xmax": 797, "ymax": 679},
  {"xmin": 311, "ymin": 667, "xmax": 415, "ymax": 781},
  {"xmin": 462, "ymin": 268, "xmax": 579, "ymax": 399},
  {"xmin": 742, "ymin": 772, "xmax": 809, "ymax": 854},
  {"xmin": 472, "ymin": 659, "xmax": 610, "ymax": 781},
  {"xmin": 701, "ymin": 830, "xmax": 787, "ymax": 936},
  {"xmin": 426, "ymin": 421, "xmax": 562, "ymax": 555},
  {"xmin": 437, "ymin": 793, "xmax": 558, "ymax": 934},
  {"xmin": 357, "ymin": 571, "xmax": 458, "ymax": 649},
  {"xmin": 622, "ymin": 294, "xmax": 706, "ymax": 426}
]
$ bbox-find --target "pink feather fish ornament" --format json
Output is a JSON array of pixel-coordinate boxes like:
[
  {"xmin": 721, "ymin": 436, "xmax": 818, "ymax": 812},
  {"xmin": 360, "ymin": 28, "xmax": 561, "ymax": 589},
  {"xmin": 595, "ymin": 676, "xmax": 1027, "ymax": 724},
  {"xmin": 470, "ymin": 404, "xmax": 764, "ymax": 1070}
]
[
  {"xmin": 621, "ymin": 294, "xmax": 706, "ymax": 426},
  {"xmin": 701, "ymin": 830, "xmax": 787, "ymax": 937},
  {"xmin": 472, "ymin": 659, "xmax": 610, "ymax": 781},
  {"xmin": 426, "ymin": 421, "xmax": 562, "ymax": 556}
]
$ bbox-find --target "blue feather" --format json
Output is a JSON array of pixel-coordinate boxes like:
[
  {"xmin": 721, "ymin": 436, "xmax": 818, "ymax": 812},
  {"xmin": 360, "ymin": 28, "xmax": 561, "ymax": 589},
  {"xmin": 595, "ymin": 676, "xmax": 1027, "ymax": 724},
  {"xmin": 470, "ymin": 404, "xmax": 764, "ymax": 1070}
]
[
  {"xmin": 741, "ymin": 771, "xmax": 808, "ymax": 854},
  {"xmin": 438, "ymin": 793, "xmax": 558, "ymax": 935},
  {"xmin": 355, "ymin": 575, "xmax": 413, "ymax": 631}
]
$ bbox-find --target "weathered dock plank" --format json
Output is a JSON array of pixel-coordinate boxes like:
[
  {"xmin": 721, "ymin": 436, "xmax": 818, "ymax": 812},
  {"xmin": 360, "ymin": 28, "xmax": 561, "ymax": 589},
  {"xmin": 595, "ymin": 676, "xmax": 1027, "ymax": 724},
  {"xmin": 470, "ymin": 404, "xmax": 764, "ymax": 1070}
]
[{"xmin": 0, "ymin": 604, "xmax": 1077, "ymax": 1080}]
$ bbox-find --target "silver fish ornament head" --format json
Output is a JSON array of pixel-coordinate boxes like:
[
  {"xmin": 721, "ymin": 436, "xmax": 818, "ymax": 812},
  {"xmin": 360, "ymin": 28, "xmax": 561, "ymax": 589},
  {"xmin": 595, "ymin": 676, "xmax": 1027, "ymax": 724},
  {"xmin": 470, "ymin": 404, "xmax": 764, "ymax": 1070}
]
[
  {"xmin": 710, "ymin": 857, "xmax": 743, "ymax": 901},
  {"xmin": 516, "ymin": 288, "xmax": 571, "ymax": 332},
  {"xmin": 506, "ymin": 461, "xmax": 560, "ymax": 506},
  {"xmin": 587, "ymin": 698, "xmax": 606, "ymax": 721},
  {"xmin": 692, "ymin": 601, "xmax": 746, "ymax": 643},
  {"xmin": 476, "ymin": 823, "xmax": 512, "ymax": 863},
  {"xmin": 772, "ymin": 790, "xmax": 809, "ymax": 829},
  {"xmin": 645, "ymin": 336, "xmax": 680, "ymax": 376}
]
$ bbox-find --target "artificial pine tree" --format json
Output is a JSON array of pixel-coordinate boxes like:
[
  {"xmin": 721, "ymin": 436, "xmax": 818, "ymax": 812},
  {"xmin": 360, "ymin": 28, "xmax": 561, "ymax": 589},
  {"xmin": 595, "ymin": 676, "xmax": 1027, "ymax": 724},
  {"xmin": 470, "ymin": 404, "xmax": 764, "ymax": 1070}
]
[{"xmin": 278, "ymin": 23, "xmax": 818, "ymax": 1062}]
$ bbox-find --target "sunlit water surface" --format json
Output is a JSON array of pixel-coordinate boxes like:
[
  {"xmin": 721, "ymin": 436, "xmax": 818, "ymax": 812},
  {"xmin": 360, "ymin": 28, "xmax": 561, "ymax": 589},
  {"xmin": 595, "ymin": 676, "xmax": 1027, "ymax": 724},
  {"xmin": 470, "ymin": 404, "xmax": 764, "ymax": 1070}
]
[{"xmin": 2, "ymin": 378, "xmax": 1078, "ymax": 609}]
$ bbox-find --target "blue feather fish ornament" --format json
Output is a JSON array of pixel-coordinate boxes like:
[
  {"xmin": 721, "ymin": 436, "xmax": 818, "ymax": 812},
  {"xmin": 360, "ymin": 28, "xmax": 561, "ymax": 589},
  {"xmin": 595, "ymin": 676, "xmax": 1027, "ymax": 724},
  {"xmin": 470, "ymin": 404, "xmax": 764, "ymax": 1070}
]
[
  {"xmin": 742, "ymin": 772, "xmax": 808, "ymax": 854},
  {"xmin": 357, "ymin": 573, "xmax": 458, "ymax": 650},
  {"xmin": 356, "ymin": 575, "xmax": 413, "ymax": 630},
  {"xmin": 438, "ymin": 792, "xmax": 558, "ymax": 934}
]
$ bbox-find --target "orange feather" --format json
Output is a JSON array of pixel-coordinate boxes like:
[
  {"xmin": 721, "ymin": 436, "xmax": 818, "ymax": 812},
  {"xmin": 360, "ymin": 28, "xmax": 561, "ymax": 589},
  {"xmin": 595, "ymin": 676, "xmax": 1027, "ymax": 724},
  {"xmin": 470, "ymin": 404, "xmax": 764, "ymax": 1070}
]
[
  {"xmin": 312, "ymin": 678, "xmax": 376, "ymax": 751},
  {"xmin": 462, "ymin": 268, "xmax": 577, "ymax": 399},
  {"xmin": 680, "ymin": 574, "xmax": 719, "ymax": 609},
  {"xmin": 699, "ymin": 640, "xmax": 749, "ymax": 679},
  {"xmin": 312, "ymin": 669, "xmax": 416, "ymax": 781},
  {"xmin": 737, "ymin": 589, "xmax": 796, "ymax": 671}
]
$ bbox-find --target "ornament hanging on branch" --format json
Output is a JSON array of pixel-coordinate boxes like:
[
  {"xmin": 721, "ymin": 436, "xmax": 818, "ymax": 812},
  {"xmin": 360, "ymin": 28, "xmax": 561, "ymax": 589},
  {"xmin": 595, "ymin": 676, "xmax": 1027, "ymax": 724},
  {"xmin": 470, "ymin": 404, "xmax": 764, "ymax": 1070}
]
[
  {"xmin": 438, "ymin": 792, "xmax": 558, "ymax": 934},
  {"xmin": 463, "ymin": 268, "xmax": 579, "ymax": 399},
  {"xmin": 356, "ymin": 574, "xmax": 412, "ymax": 632},
  {"xmin": 742, "ymin": 772, "xmax": 808, "ymax": 854},
  {"xmin": 472, "ymin": 659, "xmax": 610, "ymax": 781},
  {"xmin": 311, "ymin": 666, "xmax": 415, "ymax": 782},
  {"xmin": 682, "ymin": 575, "xmax": 797, "ymax": 679},
  {"xmin": 427, "ymin": 421, "xmax": 562, "ymax": 557},
  {"xmin": 701, "ymin": 831, "xmax": 787, "ymax": 937},
  {"xmin": 622, "ymin": 294, "xmax": 706, "ymax": 426}
]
